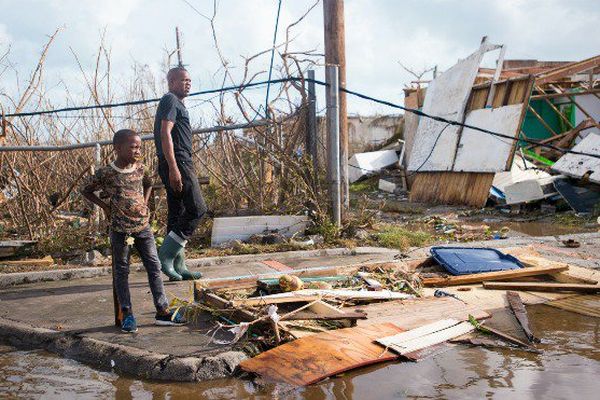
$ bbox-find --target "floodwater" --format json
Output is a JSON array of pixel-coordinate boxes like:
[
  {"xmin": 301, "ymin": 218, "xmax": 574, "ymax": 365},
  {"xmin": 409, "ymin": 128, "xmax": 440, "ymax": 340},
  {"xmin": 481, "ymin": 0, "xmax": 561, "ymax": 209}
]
[{"xmin": 1, "ymin": 305, "xmax": 599, "ymax": 399}]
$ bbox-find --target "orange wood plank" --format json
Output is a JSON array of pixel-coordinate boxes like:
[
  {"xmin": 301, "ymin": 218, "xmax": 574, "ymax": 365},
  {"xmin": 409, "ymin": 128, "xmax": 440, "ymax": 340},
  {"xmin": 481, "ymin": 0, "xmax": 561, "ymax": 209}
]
[
  {"xmin": 239, "ymin": 323, "xmax": 403, "ymax": 386},
  {"xmin": 261, "ymin": 259, "xmax": 294, "ymax": 272}
]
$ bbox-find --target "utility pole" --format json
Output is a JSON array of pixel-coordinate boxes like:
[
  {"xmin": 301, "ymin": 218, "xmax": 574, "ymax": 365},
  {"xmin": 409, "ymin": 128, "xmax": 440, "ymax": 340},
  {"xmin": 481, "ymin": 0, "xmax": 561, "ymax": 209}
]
[
  {"xmin": 175, "ymin": 27, "xmax": 184, "ymax": 67},
  {"xmin": 326, "ymin": 65, "xmax": 341, "ymax": 227},
  {"xmin": 323, "ymin": 0, "xmax": 349, "ymax": 215}
]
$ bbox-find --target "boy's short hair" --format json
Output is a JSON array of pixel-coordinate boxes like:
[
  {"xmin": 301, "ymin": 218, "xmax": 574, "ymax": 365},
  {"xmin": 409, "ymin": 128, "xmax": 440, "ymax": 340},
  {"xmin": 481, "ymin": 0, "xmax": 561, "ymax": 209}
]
[{"xmin": 113, "ymin": 129, "xmax": 139, "ymax": 146}]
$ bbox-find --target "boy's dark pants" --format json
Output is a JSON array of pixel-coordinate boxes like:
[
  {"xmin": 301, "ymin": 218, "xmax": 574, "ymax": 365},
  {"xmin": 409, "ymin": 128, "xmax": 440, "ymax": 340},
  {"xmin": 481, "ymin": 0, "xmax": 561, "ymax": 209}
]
[
  {"xmin": 110, "ymin": 226, "xmax": 169, "ymax": 315},
  {"xmin": 158, "ymin": 160, "xmax": 207, "ymax": 240}
]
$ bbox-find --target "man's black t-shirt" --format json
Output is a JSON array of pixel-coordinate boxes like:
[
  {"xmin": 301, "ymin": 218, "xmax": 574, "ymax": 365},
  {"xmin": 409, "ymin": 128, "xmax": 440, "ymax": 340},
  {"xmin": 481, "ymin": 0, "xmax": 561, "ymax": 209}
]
[{"xmin": 153, "ymin": 93, "xmax": 193, "ymax": 164}]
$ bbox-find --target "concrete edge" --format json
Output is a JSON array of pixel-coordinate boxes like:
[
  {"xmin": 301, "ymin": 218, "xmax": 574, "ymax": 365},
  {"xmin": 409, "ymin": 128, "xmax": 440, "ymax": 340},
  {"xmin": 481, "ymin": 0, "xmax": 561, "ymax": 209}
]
[
  {"xmin": 186, "ymin": 246, "xmax": 399, "ymax": 267},
  {"xmin": 0, "ymin": 317, "xmax": 247, "ymax": 382},
  {"xmin": 0, "ymin": 247, "xmax": 399, "ymax": 289},
  {"xmin": 0, "ymin": 267, "xmax": 112, "ymax": 289}
]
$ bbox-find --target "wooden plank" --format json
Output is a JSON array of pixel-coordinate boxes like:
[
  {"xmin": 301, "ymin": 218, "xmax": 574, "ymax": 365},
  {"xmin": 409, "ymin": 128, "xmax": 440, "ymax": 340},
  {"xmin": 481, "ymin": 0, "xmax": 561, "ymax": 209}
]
[
  {"xmin": 0, "ymin": 255, "xmax": 54, "ymax": 266},
  {"xmin": 421, "ymin": 264, "xmax": 568, "ymax": 287},
  {"xmin": 483, "ymin": 281, "xmax": 600, "ymax": 293},
  {"xmin": 409, "ymin": 172, "xmax": 494, "ymax": 207},
  {"xmin": 355, "ymin": 296, "xmax": 489, "ymax": 329},
  {"xmin": 193, "ymin": 265, "xmax": 340, "ymax": 291},
  {"xmin": 239, "ymin": 323, "xmax": 404, "ymax": 386},
  {"xmin": 376, "ymin": 319, "xmax": 460, "ymax": 347},
  {"xmin": 283, "ymin": 310, "xmax": 367, "ymax": 321},
  {"xmin": 195, "ymin": 289, "xmax": 257, "ymax": 323},
  {"xmin": 546, "ymin": 295, "xmax": 600, "ymax": 317},
  {"xmin": 479, "ymin": 324, "xmax": 535, "ymax": 349},
  {"xmin": 260, "ymin": 260, "xmax": 294, "ymax": 272},
  {"xmin": 257, "ymin": 276, "xmax": 350, "ymax": 290},
  {"xmin": 506, "ymin": 291, "xmax": 538, "ymax": 343},
  {"xmin": 236, "ymin": 289, "xmax": 413, "ymax": 306},
  {"xmin": 377, "ymin": 321, "xmax": 474, "ymax": 355},
  {"xmin": 232, "ymin": 294, "xmax": 321, "ymax": 307}
]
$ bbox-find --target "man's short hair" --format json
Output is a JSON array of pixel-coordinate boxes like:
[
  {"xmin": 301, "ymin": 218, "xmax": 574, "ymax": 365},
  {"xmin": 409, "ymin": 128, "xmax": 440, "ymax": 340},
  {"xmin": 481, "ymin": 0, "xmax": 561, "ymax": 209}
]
[
  {"xmin": 113, "ymin": 129, "xmax": 139, "ymax": 146},
  {"xmin": 167, "ymin": 67, "xmax": 188, "ymax": 83}
]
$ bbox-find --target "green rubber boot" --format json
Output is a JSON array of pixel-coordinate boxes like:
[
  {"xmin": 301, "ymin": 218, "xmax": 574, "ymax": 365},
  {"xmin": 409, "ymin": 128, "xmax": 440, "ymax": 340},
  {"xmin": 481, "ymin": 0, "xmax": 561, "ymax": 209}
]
[
  {"xmin": 174, "ymin": 248, "xmax": 202, "ymax": 280},
  {"xmin": 158, "ymin": 234, "xmax": 183, "ymax": 281}
]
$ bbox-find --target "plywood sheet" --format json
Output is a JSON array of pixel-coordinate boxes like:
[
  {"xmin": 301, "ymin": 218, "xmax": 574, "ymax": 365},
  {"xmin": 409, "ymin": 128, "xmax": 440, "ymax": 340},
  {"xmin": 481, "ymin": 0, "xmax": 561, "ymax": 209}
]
[
  {"xmin": 552, "ymin": 132, "xmax": 600, "ymax": 184},
  {"xmin": 354, "ymin": 296, "xmax": 489, "ymax": 329},
  {"xmin": 377, "ymin": 321, "xmax": 474, "ymax": 355},
  {"xmin": 348, "ymin": 150, "xmax": 398, "ymax": 183},
  {"xmin": 546, "ymin": 295, "xmax": 600, "ymax": 317},
  {"xmin": 239, "ymin": 323, "xmax": 404, "ymax": 386},
  {"xmin": 211, "ymin": 215, "xmax": 309, "ymax": 246},
  {"xmin": 408, "ymin": 49, "xmax": 485, "ymax": 172},
  {"xmin": 409, "ymin": 172, "xmax": 495, "ymax": 207},
  {"xmin": 454, "ymin": 104, "xmax": 524, "ymax": 172}
]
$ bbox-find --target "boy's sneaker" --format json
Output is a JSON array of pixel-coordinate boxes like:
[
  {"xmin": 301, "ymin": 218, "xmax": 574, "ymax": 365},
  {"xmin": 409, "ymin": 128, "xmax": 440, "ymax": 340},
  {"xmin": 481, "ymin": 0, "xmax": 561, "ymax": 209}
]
[
  {"xmin": 155, "ymin": 309, "xmax": 188, "ymax": 326},
  {"xmin": 121, "ymin": 314, "xmax": 138, "ymax": 333}
]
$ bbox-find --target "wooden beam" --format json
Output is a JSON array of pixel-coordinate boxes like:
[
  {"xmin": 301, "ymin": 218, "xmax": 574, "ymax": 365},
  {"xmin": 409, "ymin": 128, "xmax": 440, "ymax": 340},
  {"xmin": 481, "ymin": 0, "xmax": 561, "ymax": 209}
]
[
  {"xmin": 421, "ymin": 264, "xmax": 568, "ymax": 287},
  {"xmin": 530, "ymin": 88, "xmax": 600, "ymax": 100},
  {"xmin": 527, "ymin": 104, "xmax": 559, "ymax": 137},
  {"xmin": 483, "ymin": 281, "xmax": 600, "ymax": 293},
  {"xmin": 535, "ymin": 55, "xmax": 600, "ymax": 85},
  {"xmin": 195, "ymin": 289, "xmax": 257, "ymax": 322},
  {"xmin": 506, "ymin": 291, "xmax": 538, "ymax": 343},
  {"xmin": 541, "ymin": 97, "xmax": 574, "ymax": 129}
]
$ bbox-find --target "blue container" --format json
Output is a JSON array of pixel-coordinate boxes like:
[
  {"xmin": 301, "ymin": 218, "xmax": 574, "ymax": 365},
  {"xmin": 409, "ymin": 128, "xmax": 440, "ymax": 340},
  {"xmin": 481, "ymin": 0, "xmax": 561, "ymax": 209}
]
[{"xmin": 430, "ymin": 247, "xmax": 524, "ymax": 275}]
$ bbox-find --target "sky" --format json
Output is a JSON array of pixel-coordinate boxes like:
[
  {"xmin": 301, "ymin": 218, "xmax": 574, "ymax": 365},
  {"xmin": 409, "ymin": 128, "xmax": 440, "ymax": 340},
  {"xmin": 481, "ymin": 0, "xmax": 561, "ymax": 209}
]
[{"xmin": 1, "ymin": 0, "xmax": 600, "ymax": 120}]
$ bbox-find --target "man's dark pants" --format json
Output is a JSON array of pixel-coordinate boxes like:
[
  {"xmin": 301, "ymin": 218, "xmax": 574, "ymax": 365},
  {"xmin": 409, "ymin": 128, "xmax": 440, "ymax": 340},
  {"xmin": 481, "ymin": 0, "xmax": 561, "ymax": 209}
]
[
  {"xmin": 158, "ymin": 160, "xmax": 207, "ymax": 240},
  {"xmin": 110, "ymin": 226, "xmax": 169, "ymax": 315}
]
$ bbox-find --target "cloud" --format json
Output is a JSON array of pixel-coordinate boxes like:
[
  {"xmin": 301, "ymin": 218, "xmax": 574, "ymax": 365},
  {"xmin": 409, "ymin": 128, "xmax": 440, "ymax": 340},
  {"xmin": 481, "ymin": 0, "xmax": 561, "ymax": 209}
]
[{"xmin": 1, "ymin": 0, "xmax": 599, "ymax": 116}]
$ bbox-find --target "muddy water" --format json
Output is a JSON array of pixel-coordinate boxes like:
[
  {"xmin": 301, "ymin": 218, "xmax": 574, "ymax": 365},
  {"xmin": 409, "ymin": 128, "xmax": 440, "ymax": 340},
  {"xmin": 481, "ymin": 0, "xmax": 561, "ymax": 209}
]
[{"xmin": 1, "ymin": 305, "xmax": 599, "ymax": 399}]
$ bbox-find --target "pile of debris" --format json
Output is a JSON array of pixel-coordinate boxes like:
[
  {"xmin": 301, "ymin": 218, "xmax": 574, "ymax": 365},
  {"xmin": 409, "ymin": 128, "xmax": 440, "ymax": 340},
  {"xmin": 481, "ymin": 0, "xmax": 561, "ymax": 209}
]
[
  {"xmin": 358, "ymin": 38, "xmax": 600, "ymax": 217},
  {"xmin": 182, "ymin": 244, "xmax": 600, "ymax": 386}
]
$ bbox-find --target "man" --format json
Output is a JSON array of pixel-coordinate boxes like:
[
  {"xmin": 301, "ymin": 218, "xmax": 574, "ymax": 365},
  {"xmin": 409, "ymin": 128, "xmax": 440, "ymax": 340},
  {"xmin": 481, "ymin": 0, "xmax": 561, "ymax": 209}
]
[{"xmin": 153, "ymin": 67, "xmax": 206, "ymax": 281}]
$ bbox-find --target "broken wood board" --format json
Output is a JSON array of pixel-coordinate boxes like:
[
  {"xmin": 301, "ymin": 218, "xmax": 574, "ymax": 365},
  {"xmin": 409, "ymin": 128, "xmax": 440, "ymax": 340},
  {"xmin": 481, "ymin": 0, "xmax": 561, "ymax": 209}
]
[
  {"xmin": 484, "ymin": 281, "xmax": 600, "ymax": 294},
  {"xmin": 0, "ymin": 255, "xmax": 54, "ymax": 266},
  {"xmin": 194, "ymin": 265, "xmax": 340, "ymax": 291},
  {"xmin": 235, "ymin": 289, "xmax": 413, "ymax": 307},
  {"xmin": 195, "ymin": 289, "xmax": 257, "ymax": 323},
  {"xmin": 283, "ymin": 309, "xmax": 367, "ymax": 322},
  {"xmin": 354, "ymin": 296, "xmax": 489, "ymax": 329},
  {"xmin": 357, "ymin": 272, "xmax": 383, "ymax": 290},
  {"xmin": 545, "ymin": 295, "xmax": 600, "ymax": 317},
  {"xmin": 260, "ymin": 260, "xmax": 293, "ymax": 272},
  {"xmin": 506, "ymin": 291, "xmax": 537, "ymax": 343},
  {"xmin": 376, "ymin": 320, "xmax": 474, "ymax": 355},
  {"xmin": 453, "ymin": 104, "xmax": 524, "ymax": 172},
  {"xmin": 551, "ymin": 132, "xmax": 600, "ymax": 184},
  {"xmin": 210, "ymin": 215, "xmax": 309, "ymax": 246},
  {"xmin": 408, "ymin": 45, "xmax": 490, "ymax": 172},
  {"xmin": 478, "ymin": 323, "xmax": 537, "ymax": 350},
  {"xmin": 257, "ymin": 276, "xmax": 350, "ymax": 291},
  {"xmin": 409, "ymin": 171, "xmax": 495, "ymax": 207},
  {"xmin": 421, "ymin": 264, "xmax": 568, "ymax": 287},
  {"xmin": 239, "ymin": 322, "xmax": 404, "ymax": 386}
]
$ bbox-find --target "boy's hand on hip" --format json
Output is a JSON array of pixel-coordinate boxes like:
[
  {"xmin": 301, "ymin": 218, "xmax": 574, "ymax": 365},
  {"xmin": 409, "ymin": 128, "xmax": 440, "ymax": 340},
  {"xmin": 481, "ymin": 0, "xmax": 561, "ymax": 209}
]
[{"xmin": 169, "ymin": 166, "xmax": 183, "ymax": 193}]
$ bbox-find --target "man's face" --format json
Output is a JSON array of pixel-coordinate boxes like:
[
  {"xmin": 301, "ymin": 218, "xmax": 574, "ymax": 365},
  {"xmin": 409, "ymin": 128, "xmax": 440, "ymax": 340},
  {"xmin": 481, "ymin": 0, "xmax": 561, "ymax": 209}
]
[{"xmin": 169, "ymin": 70, "xmax": 192, "ymax": 99}]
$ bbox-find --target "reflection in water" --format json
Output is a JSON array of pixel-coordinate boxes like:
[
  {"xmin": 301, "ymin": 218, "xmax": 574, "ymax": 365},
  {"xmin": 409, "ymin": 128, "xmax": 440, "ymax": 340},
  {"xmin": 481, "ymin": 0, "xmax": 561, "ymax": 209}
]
[{"xmin": 1, "ymin": 305, "xmax": 600, "ymax": 399}]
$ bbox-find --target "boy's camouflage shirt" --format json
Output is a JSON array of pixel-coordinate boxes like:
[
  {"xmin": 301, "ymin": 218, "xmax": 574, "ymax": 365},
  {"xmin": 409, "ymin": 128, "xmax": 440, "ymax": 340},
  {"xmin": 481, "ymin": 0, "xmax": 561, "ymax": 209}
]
[{"xmin": 81, "ymin": 162, "xmax": 151, "ymax": 234}]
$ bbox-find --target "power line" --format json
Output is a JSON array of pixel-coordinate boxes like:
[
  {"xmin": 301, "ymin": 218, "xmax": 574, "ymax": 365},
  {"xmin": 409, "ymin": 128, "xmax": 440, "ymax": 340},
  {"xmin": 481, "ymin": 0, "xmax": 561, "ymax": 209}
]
[
  {"xmin": 2, "ymin": 76, "xmax": 599, "ymax": 161},
  {"xmin": 264, "ymin": 0, "xmax": 283, "ymax": 119}
]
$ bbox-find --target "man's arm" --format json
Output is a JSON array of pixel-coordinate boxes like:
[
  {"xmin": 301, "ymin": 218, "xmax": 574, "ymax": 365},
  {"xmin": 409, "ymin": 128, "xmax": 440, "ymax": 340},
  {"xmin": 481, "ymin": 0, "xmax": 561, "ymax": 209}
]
[
  {"xmin": 143, "ymin": 172, "xmax": 153, "ymax": 205},
  {"xmin": 160, "ymin": 120, "xmax": 183, "ymax": 193}
]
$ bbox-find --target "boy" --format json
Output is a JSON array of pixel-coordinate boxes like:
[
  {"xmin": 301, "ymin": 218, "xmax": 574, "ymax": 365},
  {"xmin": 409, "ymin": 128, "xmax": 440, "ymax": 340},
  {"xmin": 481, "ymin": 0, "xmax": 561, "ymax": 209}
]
[{"xmin": 81, "ymin": 129, "xmax": 186, "ymax": 333}]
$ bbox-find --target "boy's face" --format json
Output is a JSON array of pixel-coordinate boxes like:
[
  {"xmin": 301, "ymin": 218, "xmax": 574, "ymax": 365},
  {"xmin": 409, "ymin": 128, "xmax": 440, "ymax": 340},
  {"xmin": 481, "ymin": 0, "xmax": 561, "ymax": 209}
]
[
  {"xmin": 115, "ymin": 135, "xmax": 142, "ymax": 164},
  {"xmin": 168, "ymin": 70, "xmax": 191, "ymax": 99}
]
